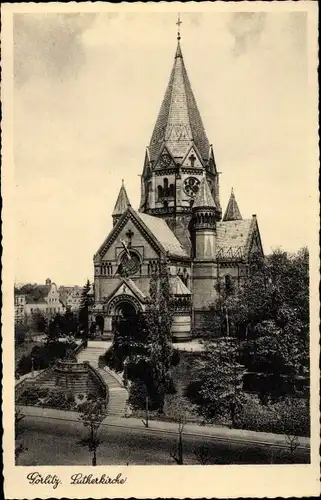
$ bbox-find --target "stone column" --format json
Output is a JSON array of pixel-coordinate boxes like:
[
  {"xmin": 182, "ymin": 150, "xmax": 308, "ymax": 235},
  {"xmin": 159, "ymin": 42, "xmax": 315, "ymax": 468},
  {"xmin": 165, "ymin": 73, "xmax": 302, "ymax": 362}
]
[{"xmin": 104, "ymin": 315, "xmax": 112, "ymax": 334}]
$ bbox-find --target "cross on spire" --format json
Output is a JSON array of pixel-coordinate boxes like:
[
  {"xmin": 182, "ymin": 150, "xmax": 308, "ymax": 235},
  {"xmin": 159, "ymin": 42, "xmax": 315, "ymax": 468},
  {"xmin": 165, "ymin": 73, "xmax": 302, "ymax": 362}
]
[{"xmin": 176, "ymin": 13, "xmax": 182, "ymax": 41}]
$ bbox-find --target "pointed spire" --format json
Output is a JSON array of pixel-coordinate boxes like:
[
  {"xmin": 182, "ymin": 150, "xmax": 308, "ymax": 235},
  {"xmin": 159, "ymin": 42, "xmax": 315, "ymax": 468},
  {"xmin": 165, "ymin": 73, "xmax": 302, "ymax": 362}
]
[
  {"xmin": 175, "ymin": 40, "xmax": 182, "ymax": 59},
  {"xmin": 223, "ymin": 188, "xmax": 242, "ymax": 221},
  {"xmin": 112, "ymin": 180, "xmax": 131, "ymax": 217},
  {"xmin": 193, "ymin": 177, "xmax": 216, "ymax": 209},
  {"xmin": 149, "ymin": 28, "xmax": 210, "ymax": 164}
]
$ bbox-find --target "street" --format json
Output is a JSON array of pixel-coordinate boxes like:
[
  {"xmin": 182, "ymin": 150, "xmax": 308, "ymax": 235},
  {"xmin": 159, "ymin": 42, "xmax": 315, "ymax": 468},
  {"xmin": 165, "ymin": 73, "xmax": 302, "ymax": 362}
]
[{"xmin": 17, "ymin": 415, "xmax": 309, "ymax": 466}]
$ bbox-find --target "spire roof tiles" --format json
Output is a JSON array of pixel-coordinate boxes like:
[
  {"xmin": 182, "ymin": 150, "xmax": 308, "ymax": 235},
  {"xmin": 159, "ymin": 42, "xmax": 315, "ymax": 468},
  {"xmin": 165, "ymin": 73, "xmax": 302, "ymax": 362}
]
[
  {"xmin": 112, "ymin": 180, "xmax": 131, "ymax": 217},
  {"xmin": 193, "ymin": 177, "xmax": 216, "ymax": 209},
  {"xmin": 149, "ymin": 41, "xmax": 210, "ymax": 163},
  {"xmin": 223, "ymin": 188, "xmax": 242, "ymax": 221}
]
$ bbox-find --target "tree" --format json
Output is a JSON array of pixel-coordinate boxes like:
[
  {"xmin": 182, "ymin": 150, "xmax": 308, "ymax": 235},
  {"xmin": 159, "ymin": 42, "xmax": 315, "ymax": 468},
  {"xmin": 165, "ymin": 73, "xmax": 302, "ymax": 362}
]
[
  {"xmin": 15, "ymin": 408, "xmax": 27, "ymax": 461},
  {"xmin": 144, "ymin": 259, "xmax": 174, "ymax": 412},
  {"xmin": 127, "ymin": 379, "xmax": 150, "ymax": 427},
  {"xmin": 205, "ymin": 248, "xmax": 309, "ymax": 401},
  {"xmin": 15, "ymin": 321, "xmax": 28, "ymax": 345},
  {"xmin": 199, "ymin": 337, "xmax": 246, "ymax": 427},
  {"xmin": 79, "ymin": 280, "xmax": 93, "ymax": 338},
  {"xmin": 78, "ymin": 398, "xmax": 107, "ymax": 466},
  {"xmin": 107, "ymin": 259, "xmax": 175, "ymax": 413},
  {"xmin": 27, "ymin": 310, "xmax": 47, "ymax": 335},
  {"xmin": 46, "ymin": 313, "xmax": 64, "ymax": 343},
  {"xmin": 165, "ymin": 396, "xmax": 192, "ymax": 465},
  {"xmin": 61, "ymin": 309, "xmax": 78, "ymax": 336},
  {"xmin": 194, "ymin": 445, "xmax": 212, "ymax": 465}
]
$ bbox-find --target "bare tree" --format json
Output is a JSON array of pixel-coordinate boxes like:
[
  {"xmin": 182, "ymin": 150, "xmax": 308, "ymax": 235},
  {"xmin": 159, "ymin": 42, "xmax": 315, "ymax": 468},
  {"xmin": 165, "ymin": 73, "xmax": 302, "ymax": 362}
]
[
  {"xmin": 165, "ymin": 396, "xmax": 193, "ymax": 465},
  {"xmin": 78, "ymin": 398, "xmax": 107, "ymax": 466},
  {"xmin": 194, "ymin": 445, "xmax": 212, "ymax": 465},
  {"xmin": 15, "ymin": 407, "xmax": 27, "ymax": 461}
]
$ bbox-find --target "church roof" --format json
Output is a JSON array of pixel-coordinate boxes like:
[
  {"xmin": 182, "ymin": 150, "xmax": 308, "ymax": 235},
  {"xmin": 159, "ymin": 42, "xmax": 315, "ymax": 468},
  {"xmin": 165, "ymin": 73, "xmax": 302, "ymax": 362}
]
[
  {"xmin": 148, "ymin": 40, "xmax": 210, "ymax": 163},
  {"xmin": 223, "ymin": 188, "xmax": 242, "ymax": 221},
  {"xmin": 193, "ymin": 177, "xmax": 216, "ymax": 209},
  {"xmin": 216, "ymin": 219, "xmax": 252, "ymax": 260},
  {"xmin": 112, "ymin": 180, "xmax": 131, "ymax": 217},
  {"xmin": 169, "ymin": 275, "xmax": 191, "ymax": 296},
  {"xmin": 95, "ymin": 206, "xmax": 189, "ymax": 261},
  {"xmin": 136, "ymin": 211, "xmax": 188, "ymax": 258}
]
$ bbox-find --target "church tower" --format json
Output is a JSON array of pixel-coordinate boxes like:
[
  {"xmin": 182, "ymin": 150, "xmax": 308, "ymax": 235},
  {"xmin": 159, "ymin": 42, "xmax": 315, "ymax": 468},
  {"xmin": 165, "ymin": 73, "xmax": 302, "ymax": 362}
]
[{"xmin": 139, "ymin": 20, "xmax": 221, "ymax": 255}]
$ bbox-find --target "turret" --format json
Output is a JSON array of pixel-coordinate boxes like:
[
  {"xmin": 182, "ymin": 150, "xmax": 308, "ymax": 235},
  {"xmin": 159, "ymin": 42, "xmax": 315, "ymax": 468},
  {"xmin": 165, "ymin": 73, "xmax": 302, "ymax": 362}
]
[
  {"xmin": 192, "ymin": 177, "xmax": 217, "ymax": 260},
  {"xmin": 223, "ymin": 188, "xmax": 242, "ymax": 221},
  {"xmin": 112, "ymin": 180, "xmax": 131, "ymax": 226}
]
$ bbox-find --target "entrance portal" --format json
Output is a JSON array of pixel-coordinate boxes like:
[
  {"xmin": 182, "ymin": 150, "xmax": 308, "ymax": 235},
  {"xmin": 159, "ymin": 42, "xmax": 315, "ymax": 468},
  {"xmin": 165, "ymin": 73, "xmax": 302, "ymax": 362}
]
[
  {"xmin": 115, "ymin": 301, "xmax": 137, "ymax": 320},
  {"xmin": 112, "ymin": 300, "xmax": 140, "ymax": 338}
]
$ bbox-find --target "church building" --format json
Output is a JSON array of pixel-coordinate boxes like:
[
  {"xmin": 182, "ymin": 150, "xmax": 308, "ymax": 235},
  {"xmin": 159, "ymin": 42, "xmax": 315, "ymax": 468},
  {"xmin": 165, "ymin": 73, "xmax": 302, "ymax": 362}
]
[{"xmin": 90, "ymin": 26, "xmax": 264, "ymax": 341}]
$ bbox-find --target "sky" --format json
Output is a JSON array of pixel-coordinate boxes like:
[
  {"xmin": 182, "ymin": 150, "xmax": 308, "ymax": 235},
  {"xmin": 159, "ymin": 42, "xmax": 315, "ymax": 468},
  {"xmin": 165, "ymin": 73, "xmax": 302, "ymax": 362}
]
[{"xmin": 13, "ymin": 10, "xmax": 315, "ymax": 286}]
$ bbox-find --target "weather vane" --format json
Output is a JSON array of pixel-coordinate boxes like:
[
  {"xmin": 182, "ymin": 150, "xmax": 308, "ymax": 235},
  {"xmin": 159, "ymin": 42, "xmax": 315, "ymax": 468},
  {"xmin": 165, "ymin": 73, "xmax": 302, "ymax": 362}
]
[{"xmin": 176, "ymin": 13, "xmax": 182, "ymax": 41}]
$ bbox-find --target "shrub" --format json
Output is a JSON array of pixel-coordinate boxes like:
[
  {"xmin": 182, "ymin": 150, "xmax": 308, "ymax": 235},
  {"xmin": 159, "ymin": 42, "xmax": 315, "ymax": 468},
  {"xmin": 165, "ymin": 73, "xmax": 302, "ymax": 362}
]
[
  {"xmin": 166, "ymin": 377, "xmax": 177, "ymax": 394},
  {"xmin": 44, "ymin": 389, "xmax": 74, "ymax": 410},
  {"xmin": 128, "ymin": 380, "xmax": 148, "ymax": 411},
  {"xmin": 171, "ymin": 349, "xmax": 180, "ymax": 367},
  {"xmin": 104, "ymin": 346, "xmax": 123, "ymax": 372},
  {"xmin": 234, "ymin": 395, "xmax": 310, "ymax": 436},
  {"xmin": 16, "ymin": 341, "xmax": 78, "ymax": 375},
  {"xmin": 15, "ymin": 323, "xmax": 28, "ymax": 345},
  {"xmin": 184, "ymin": 380, "xmax": 205, "ymax": 406},
  {"xmin": 18, "ymin": 386, "xmax": 42, "ymax": 405}
]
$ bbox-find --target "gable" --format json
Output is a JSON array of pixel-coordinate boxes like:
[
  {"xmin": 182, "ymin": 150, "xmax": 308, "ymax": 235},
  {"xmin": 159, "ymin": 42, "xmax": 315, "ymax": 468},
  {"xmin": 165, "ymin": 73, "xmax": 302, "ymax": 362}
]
[
  {"xmin": 181, "ymin": 145, "xmax": 204, "ymax": 170},
  {"xmin": 206, "ymin": 145, "xmax": 217, "ymax": 174},
  {"xmin": 94, "ymin": 211, "xmax": 161, "ymax": 263},
  {"xmin": 154, "ymin": 145, "xmax": 176, "ymax": 170},
  {"xmin": 94, "ymin": 206, "xmax": 188, "ymax": 264},
  {"xmin": 106, "ymin": 279, "xmax": 147, "ymax": 305}
]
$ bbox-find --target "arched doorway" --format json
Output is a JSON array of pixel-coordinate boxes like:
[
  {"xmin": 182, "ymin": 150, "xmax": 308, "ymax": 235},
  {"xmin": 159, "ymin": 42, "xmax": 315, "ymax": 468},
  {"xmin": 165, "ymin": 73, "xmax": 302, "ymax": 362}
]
[
  {"xmin": 113, "ymin": 301, "xmax": 138, "ymax": 338},
  {"xmin": 107, "ymin": 294, "xmax": 142, "ymax": 339}
]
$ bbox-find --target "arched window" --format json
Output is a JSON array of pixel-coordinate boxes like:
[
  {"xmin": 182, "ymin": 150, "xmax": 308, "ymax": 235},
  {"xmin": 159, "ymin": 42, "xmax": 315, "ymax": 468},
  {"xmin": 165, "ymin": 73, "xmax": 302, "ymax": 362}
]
[
  {"xmin": 163, "ymin": 178, "xmax": 169, "ymax": 197},
  {"xmin": 224, "ymin": 274, "xmax": 233, "ymax": 295},
  {"xmin": 157, "ymin": 185, "xmax": 163, "ymax": 200},
  {"xmin": 169, "ymin": 184, "xmax": 175, "ymax": 198}
]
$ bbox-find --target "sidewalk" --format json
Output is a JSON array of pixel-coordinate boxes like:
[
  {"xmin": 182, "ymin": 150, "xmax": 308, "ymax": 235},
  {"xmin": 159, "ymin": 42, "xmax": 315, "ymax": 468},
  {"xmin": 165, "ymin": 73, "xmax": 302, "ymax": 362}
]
[{"xmin": 18, "ymin": 405, "xmax": 310, "ymax": 450}]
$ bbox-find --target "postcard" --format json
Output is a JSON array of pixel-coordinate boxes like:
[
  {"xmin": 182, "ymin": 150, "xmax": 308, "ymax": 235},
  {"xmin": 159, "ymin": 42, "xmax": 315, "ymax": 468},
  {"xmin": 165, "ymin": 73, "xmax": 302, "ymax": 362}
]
[{"xmin": 2, "ymin": 1, "xmax": 320, "ymax": 498}]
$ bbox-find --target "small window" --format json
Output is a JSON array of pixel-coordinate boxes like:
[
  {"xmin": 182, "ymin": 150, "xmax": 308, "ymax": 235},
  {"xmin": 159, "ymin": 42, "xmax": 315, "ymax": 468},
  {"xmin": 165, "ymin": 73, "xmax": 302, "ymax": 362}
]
[{"xmin": 224, "ymin": 275, "xmax": 233, "ymax": 295}]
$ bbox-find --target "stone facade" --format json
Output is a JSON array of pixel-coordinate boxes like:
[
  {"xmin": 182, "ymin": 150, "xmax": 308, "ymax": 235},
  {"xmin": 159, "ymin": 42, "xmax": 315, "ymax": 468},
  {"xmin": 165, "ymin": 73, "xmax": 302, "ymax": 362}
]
[{"xmin": 90, "ymin": 37, "xmax": 264, "ymax": 341}]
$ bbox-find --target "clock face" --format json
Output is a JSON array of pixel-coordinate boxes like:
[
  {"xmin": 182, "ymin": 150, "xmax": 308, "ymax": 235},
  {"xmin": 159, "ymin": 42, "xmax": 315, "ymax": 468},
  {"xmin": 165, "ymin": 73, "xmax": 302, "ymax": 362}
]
[
  {"xmin": 183, "ymin": 177, "xmax": 200, "ymax": 197},
  {"xmin": 119, "ymin": 252, "xmax": 140, "ymax": 277}
]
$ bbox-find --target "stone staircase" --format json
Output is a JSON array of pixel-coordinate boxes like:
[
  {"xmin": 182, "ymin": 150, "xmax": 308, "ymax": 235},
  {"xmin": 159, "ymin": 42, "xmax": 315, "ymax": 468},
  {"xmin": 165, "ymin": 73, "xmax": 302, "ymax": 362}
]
[
  {"xmin": 77, "ymin": 342, "xmax": 129, "ymax": 417},
  {"xmin": 32, "ymin": 368, "xmax": 57, "ymax": 389}
]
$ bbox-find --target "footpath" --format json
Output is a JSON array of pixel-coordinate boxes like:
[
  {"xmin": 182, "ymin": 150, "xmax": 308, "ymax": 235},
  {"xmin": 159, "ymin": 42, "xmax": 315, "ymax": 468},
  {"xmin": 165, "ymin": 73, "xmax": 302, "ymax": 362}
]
[{"xmin": 18, "ymin": 405, "xmax": 310, "ymax": 451}]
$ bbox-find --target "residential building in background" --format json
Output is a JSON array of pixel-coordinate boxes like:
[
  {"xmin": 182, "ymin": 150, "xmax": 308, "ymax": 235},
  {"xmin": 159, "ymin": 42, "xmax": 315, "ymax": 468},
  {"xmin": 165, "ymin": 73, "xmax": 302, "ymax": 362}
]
[
  {"xmin": 14, "ymin": 278, "xmax": 65, "ymax": 322},
  {"xmin": 59, "ymin": 285, "xmax": 83, "ymax": 311}
]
